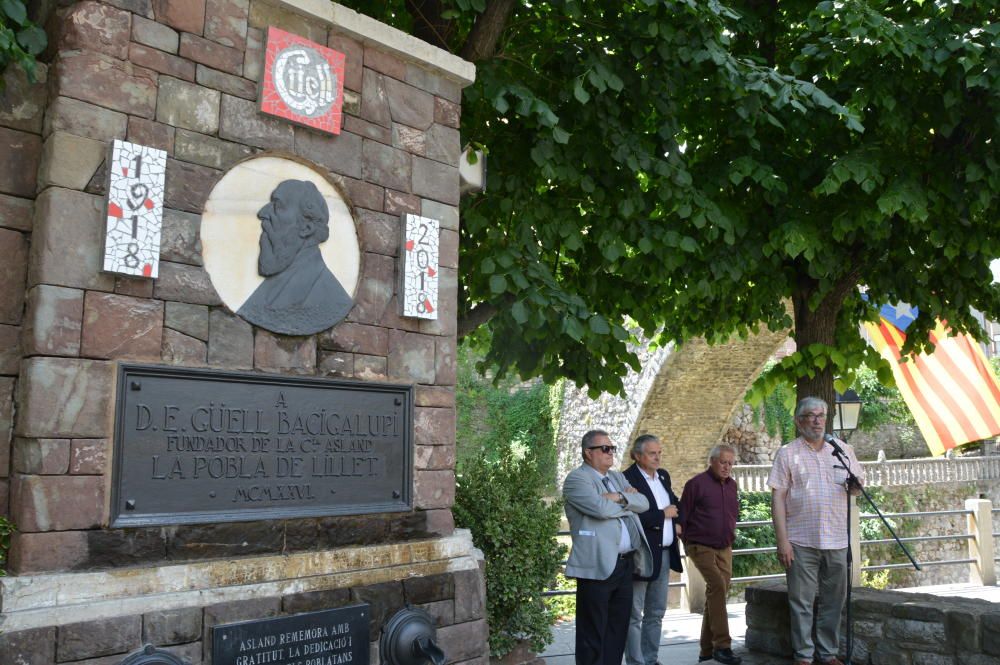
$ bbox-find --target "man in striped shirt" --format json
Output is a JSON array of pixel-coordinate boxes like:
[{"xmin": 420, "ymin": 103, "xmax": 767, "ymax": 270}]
[{"xmin": 767, "ymin": 397, "xmax": 865, "ymax": 665}]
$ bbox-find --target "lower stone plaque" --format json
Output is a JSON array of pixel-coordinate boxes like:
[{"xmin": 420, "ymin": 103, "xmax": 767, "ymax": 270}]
[
  {"xmin": 213, "ymin": 605, "xmax": 369, "ymax": 665},
  {"xmin": 110, "ymin": 364, "xmax": 413, "ymax": 527}
]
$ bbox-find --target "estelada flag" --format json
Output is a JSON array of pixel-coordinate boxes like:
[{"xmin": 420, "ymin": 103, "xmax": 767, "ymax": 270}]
[{"xmin": 863, "ymin": 303, "xmax": 1000, "ymax": 456}]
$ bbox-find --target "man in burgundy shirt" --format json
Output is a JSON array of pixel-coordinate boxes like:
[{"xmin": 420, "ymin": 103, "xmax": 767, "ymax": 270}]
[{"xmin": 679, "ymin": 444, "xmax": 741, "ymax": 665}]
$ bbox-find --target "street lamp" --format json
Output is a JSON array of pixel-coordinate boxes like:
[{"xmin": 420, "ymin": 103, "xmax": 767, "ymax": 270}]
[{"xmin": 832, "ymin": 389, "xmax": 863, "ymax": 438}]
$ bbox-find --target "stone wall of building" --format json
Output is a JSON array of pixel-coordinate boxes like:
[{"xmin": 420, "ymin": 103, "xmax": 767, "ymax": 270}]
[{"xmin": 0, "ymin": 1, "xmax": 485, "ymax": 664}]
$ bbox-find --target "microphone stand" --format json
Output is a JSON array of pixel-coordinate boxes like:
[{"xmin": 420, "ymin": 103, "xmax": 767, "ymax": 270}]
[{"xmin": 829, "ymin": 441, "xmax": 920, "ymax": 665}]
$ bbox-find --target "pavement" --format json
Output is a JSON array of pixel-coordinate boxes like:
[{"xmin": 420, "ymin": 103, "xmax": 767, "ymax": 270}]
[{"xmin": 540, "ymin": 583, "xmax": 1000, "ymax": 665}]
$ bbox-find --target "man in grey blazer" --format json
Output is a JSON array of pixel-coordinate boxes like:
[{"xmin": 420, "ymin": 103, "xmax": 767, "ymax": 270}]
[{"xmin": 564, "ymin": 429, "xmax": 654, "ymax": 665}]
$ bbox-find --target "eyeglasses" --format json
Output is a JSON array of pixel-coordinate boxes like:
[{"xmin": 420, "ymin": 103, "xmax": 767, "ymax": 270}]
[
  {"xmin": 588, "ymin": 445, "xmax": 617, "ymax": 454},
  {"xmin": 801, "ymin": 413, "xmax": 827, "ymax": 421}
]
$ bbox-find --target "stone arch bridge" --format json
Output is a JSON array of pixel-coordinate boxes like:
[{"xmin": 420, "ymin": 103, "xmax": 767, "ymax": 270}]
[{"xmin": 555, "ymin": 326, "xmax": 791, "ymax": 488}]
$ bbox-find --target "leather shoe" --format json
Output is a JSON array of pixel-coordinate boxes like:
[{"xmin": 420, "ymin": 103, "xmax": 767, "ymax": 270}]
[{"xmin": 712, "ymin": 649, "xmax": 742, "ymax": 665}]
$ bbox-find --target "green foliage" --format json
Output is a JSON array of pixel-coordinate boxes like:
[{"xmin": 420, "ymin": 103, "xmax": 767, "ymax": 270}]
[
  {"xmin": 732, "ymin": 492, "xmax": 781, "ymax": 580},
  {"xmin": 853, "ymin": 364, "xmax": 915, "ymax": 431},
  {"xmin": 345, "ymin": 0, "xmax": 1000, "ymax": 405},
  {"xmin": 544, "ymin": 572, "xmax": 577, "ymax": 621},
  {"xmin": 0, "ymin": 0, "xmax": 46, "ymax": 88},
  {"xmin": 747, "ymin": 362, "xmax": 797, "ymax": 440},
  {"xmin": 0, "ymin": 516, "xmax": 14, "ymax": 576},
  {"xmin": 454, "ymin": 443, "xmax": 566, "ymax": 656}
]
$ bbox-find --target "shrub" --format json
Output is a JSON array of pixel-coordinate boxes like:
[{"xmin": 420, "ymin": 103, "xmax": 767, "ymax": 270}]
[
  {"xmin": 454, "ymin": 442, "xmax": 567, "ymax": 656},
  {"xmin": 0, "ymin": 516, "xmax": 14, "ymax": 576}
]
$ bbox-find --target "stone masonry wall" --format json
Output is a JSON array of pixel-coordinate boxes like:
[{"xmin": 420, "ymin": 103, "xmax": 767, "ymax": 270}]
[{"xmin": 7, "ymin": 0, "xmax": 466, "ymax": 575}]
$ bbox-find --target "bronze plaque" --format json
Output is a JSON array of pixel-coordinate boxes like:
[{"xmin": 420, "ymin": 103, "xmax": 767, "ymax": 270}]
[{"xmin": 110, "ymin": 365, "xmax": 412, "ymax": 527}]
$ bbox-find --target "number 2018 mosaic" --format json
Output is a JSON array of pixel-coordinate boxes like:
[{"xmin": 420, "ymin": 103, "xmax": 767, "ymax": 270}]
[{"xmin": 400, "ymin": 213, "xmax": 440, "ymax": 320}]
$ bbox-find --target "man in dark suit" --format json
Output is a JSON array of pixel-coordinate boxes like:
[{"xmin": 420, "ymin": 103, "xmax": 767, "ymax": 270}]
[
  {"xmin": 563, "ymin": 429, "xmax": 653, "ymax": 665},
  {"xmin": 623, "ymin": 434, "xmax": 683, "ymax": 665}
]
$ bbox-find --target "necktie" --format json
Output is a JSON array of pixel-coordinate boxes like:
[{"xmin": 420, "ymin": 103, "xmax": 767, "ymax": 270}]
[{"xmin": 602, "ymin": 477, "xmax": 614, "ymax": 493}]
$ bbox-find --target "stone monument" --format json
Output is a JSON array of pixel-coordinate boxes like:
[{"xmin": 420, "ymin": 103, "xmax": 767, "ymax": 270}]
[{"xmin": 0, "ymin": 1, "xmax": 485, "ymax": 664}]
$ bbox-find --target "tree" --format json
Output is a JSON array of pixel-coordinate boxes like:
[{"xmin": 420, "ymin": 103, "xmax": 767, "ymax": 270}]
[
  {"xmin": 346, "ymin": 1, "xmax": 1000, "ymax": 405},
  {"xmin": 0, "ymin": 0, "xmax": 46, "ymax": 88}
]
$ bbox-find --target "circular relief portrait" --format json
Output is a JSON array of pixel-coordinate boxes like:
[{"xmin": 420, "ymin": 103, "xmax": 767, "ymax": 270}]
[{"xmin": 201, "ymin": 156, "xmax": 360, "ymax": 336}]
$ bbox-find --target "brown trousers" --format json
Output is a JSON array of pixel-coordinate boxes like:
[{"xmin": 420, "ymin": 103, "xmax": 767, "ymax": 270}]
[{"xmin": 686, "ymin": 542, "xmax": 733, "ymax": 654}]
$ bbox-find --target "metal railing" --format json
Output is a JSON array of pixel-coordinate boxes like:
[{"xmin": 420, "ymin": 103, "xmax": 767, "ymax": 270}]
[
  {"xmin": 547, "ymin": 499, "xmax": 997, "ymax": 611},
  {"xmin": 732, "ymin": 455, "xmax": 1000, "ymax": 492}
]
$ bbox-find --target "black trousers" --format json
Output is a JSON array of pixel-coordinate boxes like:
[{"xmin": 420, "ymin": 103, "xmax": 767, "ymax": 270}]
[{"xmin": 575, "ymin": 555, "xmax": 635, "ymax": 665}]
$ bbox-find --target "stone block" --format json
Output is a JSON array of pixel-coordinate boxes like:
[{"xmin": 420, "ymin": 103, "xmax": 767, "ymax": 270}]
[
  {"xmin": 345, "ymin": 115, "xmax": 391, "ymax": 144},
  {"xmin": 143, "ymin": 607, "xmax": 203, "ymax": 646},
  {"xmin": 982, "ymin": 612, "xmax": 1000, "ymax": 655},
  {"xmin": 154, "ymin": 261, "xmax": 222, "ymax": 305},
  {"xmin": 415, "ymin": 443, "xmax": 455, "ymax": 470},
  {"xmin": 164, "ymin": 158, "xmax": 222, "ymax": 213},
  {"xmin": 132, "ymin": 14, "xmax": 179, "ymax": 53},
  {"xmin": 129, "ymin": 42, "xmax": 196, "ymax": 81},
  {"xmin": 435, "ymin": 337, "xmax": 456, "ymax": 386},
  {"xmin": 0, "ymin": 626, "xmax": 56, "ymax": 665},
  {"xmin": 351, "ymin": 581, "xmax": 406, "ymax": 638},
  {"xmin": 219, "ymin": 93, "xmax": 294, "ymax": 150},
  {"xmin": 320, "ymin": 321, "xmax": 388, "ymax": 355},
  {"xmin": 116, "ymin": 275, "xmax": 155, "ymax": 298},
  {"xmin": 872, "ymin": 643, "xmax": 913, "ymax": 665},
  {"xmin": 378, "ymin": 295, "xmax": 421, "ymax": 333},
  {"xmin": 180, "ymin": 32, "xmax": 243, "ymax": 75},
  {"xmin": 70, "ymin": 438, "xmax": 108, "ymax": 474},
  {"xmin": 406, "ymin": 64, "xmax": 462, "ymax": 104},
  {"xmin": 37, "ymin": 131, "xmax": 107, "ymax": 191},
  {"xmin": 153, "ymin": 0, "xmax": 206, "ymax": 35},
  {"xmin": 208, "ymin": 308, "xmax": 253, "ymax": 368},
  {"xmin": 911, "ymin": 654, "xmax": 955, "ymax": 665},
  {"xmin": 196, "ymin": 64, "xmax": 257, "ymax": 99},
  {"xmin": 157, "ymin": 76, "xmax": 221, "ymax": 134},
  {"xmin": 85, "ymin": 528, "xmax": 167, "ymax": 568},
  {"xmin": 389, "ymin": 330, "xmax": 436, "ymax": 384},
  {"xmin": 354, "ymin": 355, "xmax": 386, "ymax": 381},
  {"xmin": 248, "ymin": 2, "xmax": 326, "ymax": 43},
  {"xmin": 425, "ymin": 124, "xmax": 461, "ymax": 166},
  {"xmin": 404, "ymin": 573, "xmax": 454, "ymax": 605},
  {"xmin": 385, "ymin": 78, "xmax": 435, "ymax": 130},
  {"xmin": 357, "ymin": 208, "xmax": 399, "ymax": 256},
  {"xmin": 0, "ymin": 61, "xmax": 47, "ymax": 134},
  {"xmin": 162, "ymin": 328, "xmax": 207, "ymax": 364},
  {"xmin": 53, "ymin": 50, "xmax": 157, "ymax": 117},
  {"xmin": 415, "ymin": 386, "xmax": 455, "ymax": 408},
  {"xmin": 328, "ymin": 32, "xmax": 362, "ymax": 91},
  {"xmin": 243, "ymin": 27, "xmax": 263, "ymax": 82},
  {"xmin": 425, "ymin": 508, "xmax": 454, "ymax": 536},
  {"xmin": 0, "ymin": 192, "xmax": 33, "ymax": 231},
  {"xmin": 0, "ymin": 228, "xmax": 28, "ymax": 324},
  {"xmin": 254, "ymin": 330, "xmax": 317, "ymax": 374},
  {"xmin": 17, "ymin": 357, "xmax": 113, "ymax": 438},
  {"xmin": 160, "ymin": 208, "xmax": 203, "ymax": 265},
  {"xmin": 392, "ymin": 124, "xmax": 425, "ymax": 156},
  {"xmin": 82, "ymin": 291, "xmax": 164, "ymax": 360},
  {"xmin": 283, "ymin": 588, "xmax": 352, "ymax": 615},
  {"xmin": 202, "ymin": 597, "xmax": 280, "ymax": 646},
  {"xmin": 44, "ymin": 96, "xmax": 127, "ymax": 142},
  {"xmin": 165, "ymin": 301, "xmax": 209, "ymax": 340},
  {"xmin": 11, "ymin": 473, "xmax": 106, "ymax": 531},
  {"xmin": 175, "ymin": 128, "xmax": 254, "ymax": 170},
  {"xmin": 364, "ymin": 48, "xmax": 406, "ymax": 81},
  {"xmin": 0, "ymin": 127, "xmax": 41, "ymax": 197},
  {"xmin": 205, "ymin": 0, "xmax": 249, "ymax": 49},
  {"xmin": 8, "ymin": 531, "xmax": 88, "ymax": 573},
  {"xmin": 29, "ymin": 188, "xmax": 115, "ymax": 291},
  {"xmin": 0, "ymin": 377, "xmax": 11, "ymax": 467},
  {"xmin": 57, "ymin": 1, "xmax": 132, "ymax": 60},
  {"xmin": 415, "ymin": 407, "xmax": 456, "ymax": 449},
  {"xmin": 422, "ymin": 199, "xmax": 459, "ymax": 231},
  {"xmin": 12, "ymin": 438, "xmax": 71, "ymax": 474},
  {"xmin": 412, "ymin": 156, "xmax": 459, "ymax": 205},
  {"xmin": 127, "ymin": 117, "xmax": 176, "ymax": 152},
  {"xmin": 342, "ymin": 89, "xmax": 361, "ymax": 116},
  {"xmin": 57, "ymin": 615, "xmax": 141, "ymax": 661},
  {"xmin": 361, "ymin": 68, "xmax": 391, "ymax": 128},
  {"xmin": 418, "ymin": 266, "xmax": 457, "ymax": 337},
  {"xmin": 453, "ymin": 568, "xmax": 485, "ymax": 622},
  {"xmin": 105, "ymin": 0, "xmax": 154, "ymax": 18},
  {"xmin": 434, "ymin": 97, "xmax": 460, "ymax": 129},
  {"xmin": 414, "ymin": 469, "xmax": 454, "ymax": 509},
  {"xmin": 385, "ymin": 190, "xmax": 420, "ymax": 216},
  {"xmin": 0, "ymin": 324, "xmax": 18, "ymax": 374},
  {"xmin": 886, "ymin": 617, "xmax": 946, "ymax": 644},
  {"xmin": 437, "ymin": 619, "xmax": 488, "ymax": 663},
  {"xmin": 294, "ymin": 126, "xmax": 363, "ymax": 179},
  {"xmin": 440, "ymin": 228, "xmax": 459, "ymax": 268},
  {"xmin": 340, "ymin": 176, "xmax": 383, "ymax": 211},
  {"xmin": 318, "ymin": 350, "xmax": 352, "ymax": 377},
  {"xmin": 363, "ymin": 139, "xmax": 411, "ymax": 192},
  {"xmin": 348, "ymin": 253, "xmax": 393, "ymax": 324}
]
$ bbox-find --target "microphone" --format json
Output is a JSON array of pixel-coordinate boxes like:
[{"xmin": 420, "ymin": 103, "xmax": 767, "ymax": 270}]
[{"xmin": 823, "ymin": 433, "xmax": 846, "ymax": 456}]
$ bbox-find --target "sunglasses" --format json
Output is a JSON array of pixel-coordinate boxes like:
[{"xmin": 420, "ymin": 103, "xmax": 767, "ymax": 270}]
[{"xmin": 588, "ymin": 445, "xmax": 617, "ymax": 454}]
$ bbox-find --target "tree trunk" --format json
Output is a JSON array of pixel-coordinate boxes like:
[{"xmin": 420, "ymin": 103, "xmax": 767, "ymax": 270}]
[{"xmin": 792, "ymin": 284, "xmax": 839, "ymax": 430}]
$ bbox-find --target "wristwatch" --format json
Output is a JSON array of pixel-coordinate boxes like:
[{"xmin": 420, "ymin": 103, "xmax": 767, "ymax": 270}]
[{"xmin": 617, "ymin": 492, "xmax": 626, "ymax": 506}]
